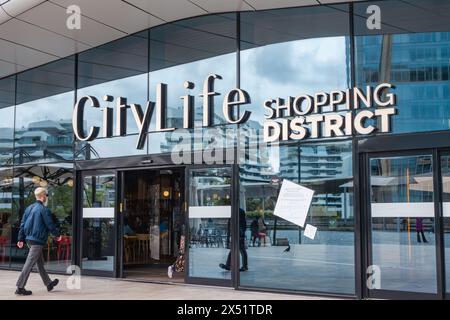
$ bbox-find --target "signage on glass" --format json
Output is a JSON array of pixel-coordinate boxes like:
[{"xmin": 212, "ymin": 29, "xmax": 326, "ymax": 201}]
[{"xmin": 72, "ymin": 73, "xmax": 397, "ymax": 149}]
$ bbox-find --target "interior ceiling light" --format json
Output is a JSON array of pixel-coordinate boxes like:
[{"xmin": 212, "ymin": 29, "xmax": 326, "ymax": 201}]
[{"xmin": 39, "ymin": 180, "xmax": 48, "ymax": 187}]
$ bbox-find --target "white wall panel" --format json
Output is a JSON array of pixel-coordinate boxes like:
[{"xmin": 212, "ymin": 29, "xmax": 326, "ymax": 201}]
[
  {"xmin": 0, "ymin": 19, "xmax": 89, "ymax": 58},
  {"xmin": 0, "ymin": 0, "xmax": 363, "ymax": 78},
  {"xmin": 124, "ymin": 0, "xmax": 205, "ymax": 22},
  {"xmin": 190, "ymin": 0, "xmax": 253, "ymax": 13},
  {"xmin": 51, "ymin": 0, "xmax": 164, "ymax": 33},
  {"xmin": 1, "ymin": 0, "xmax": 46, "ymax": 16},
  {"xmin": 246, "ymin": 0, "xmax": 316, "ymax": 10},
  {"xmin": 18, "ymin": 2, "xmax": 125, "ymax": 48}
]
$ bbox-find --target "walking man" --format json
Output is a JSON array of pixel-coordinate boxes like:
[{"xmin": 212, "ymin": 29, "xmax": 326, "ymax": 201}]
[{"xmin": 15, "ymin": 187, "xmax": 61, "ymax": 296}]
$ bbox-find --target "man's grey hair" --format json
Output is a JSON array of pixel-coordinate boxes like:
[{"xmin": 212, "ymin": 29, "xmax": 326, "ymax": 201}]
[{"xmin": 34, "ymin": 187, "xmax": 47, "ymax": 198}]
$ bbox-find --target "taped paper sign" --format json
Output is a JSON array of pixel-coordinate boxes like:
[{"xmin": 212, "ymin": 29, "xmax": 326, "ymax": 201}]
[
  {"xmin": 304, "ymin": 224, "xmax": 318, "ymax": 240},
  {"xmin": 273, "ymin": 179, "xmax": 314, "ymax": 228}
]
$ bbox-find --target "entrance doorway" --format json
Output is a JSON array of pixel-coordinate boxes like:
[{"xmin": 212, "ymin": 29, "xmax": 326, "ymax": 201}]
[
  {"xmin": 358, "ymin": 132, "xmax": 450, "ymax": 299},
  {"xmin": 364, "ymin": 151, "xmax": 439, "ymax": 298},
  {"xmin": 121, "ymin": 168, "xmax": 185, "ymax": 283},
  {"xmin": 79, "ymin": 170, "xmax": 117, "ymax": 277}
]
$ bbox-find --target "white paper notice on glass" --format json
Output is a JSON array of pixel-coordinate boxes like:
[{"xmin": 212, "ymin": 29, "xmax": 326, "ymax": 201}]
[
  {"xmin": 304, "ymin": 224, "xmax": 317, "ymax": 240},
  {"xmin": 273, "ymin": 179, "xmax": 314, "ymax": 228}
]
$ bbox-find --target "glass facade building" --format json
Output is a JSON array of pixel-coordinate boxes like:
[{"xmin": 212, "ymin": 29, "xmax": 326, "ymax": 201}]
[{"xmin": 0, "ymin": 0, "xmax": 449, "ymax": 299}]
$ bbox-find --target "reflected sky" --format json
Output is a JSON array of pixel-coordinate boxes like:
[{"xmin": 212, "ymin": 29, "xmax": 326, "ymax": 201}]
[
  {"xmin": 15, "ymin": 92, "xmax": 74, "ymax": 130},
  {"xmin": 149, "ymin": 52, "xmax": 235, "ymax": 129},
  {"xmin": 241, "ymin": 36, "xmax": 349, "ymax": 125},
  {"xmin": 0, "ymin": 106, "xmax": 14, "ymax": 129}
]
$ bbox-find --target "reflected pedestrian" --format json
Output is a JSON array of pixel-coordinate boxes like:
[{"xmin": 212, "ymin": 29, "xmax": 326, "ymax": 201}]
[
  {"xmin": 250, "ymin": 218, "xmax": 258, "ymax": 246},
  {"xmin": 219, "ymin": 208, "xmax": 248, "ymax": 272},
  {"xmin": 416, "ymin": 217, "xmax": 428, "ymax": 243}
]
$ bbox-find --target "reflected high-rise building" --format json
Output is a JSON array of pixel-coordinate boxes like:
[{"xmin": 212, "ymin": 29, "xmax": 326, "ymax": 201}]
[
  {"xmin": 14, "ymin": 119, "xmax": 73, "ymax": 164},
  {"xmin": 0, "ymin": 128, "xmax": 14, "ymax": 165},
  {"xmin": 355, "ymin": 32, "xmax": 450, "ymax": 133}
]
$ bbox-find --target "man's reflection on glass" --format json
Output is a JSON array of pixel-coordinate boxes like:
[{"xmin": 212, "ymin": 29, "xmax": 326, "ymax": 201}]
[{"xmin": 219, "ymin": 208, "xmax": 248, "ymax": 272}]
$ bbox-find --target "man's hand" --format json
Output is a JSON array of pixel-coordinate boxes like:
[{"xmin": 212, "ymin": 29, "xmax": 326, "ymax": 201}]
[
  {"xmin": 56, "ymin": 236, "xmax": 62, "ymax": 242},
  {"xmin": 17, "ymin": 241, "xmax": 24, "ymax": 249}
]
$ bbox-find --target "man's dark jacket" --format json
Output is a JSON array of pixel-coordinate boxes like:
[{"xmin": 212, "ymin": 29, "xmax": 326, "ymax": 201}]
[{"xmin": 18, "ymin": 201, "xmax": 60, "ymax": 245}]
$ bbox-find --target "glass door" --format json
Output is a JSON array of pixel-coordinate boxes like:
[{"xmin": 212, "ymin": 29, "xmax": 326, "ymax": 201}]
[
  {"xmin": 365, "ymin": 152, "xmax": 439, "ymax": 298},
  {"xmin": 186, "ymin": 166, "xmax": 234, "ymax": 286},
  {"xmin": 80, "ymin": 171, "xmax": 117, "ymax": 276}
]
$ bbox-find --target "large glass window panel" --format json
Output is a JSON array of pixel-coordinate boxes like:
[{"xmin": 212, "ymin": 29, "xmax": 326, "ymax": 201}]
[
  {"xmin": 149, "ymin": 14, "xmax": 237, "ymax": 131},
  {"xmin": 188, "ymin": 167, "xmax": 232, "ymax": 280},
  {"xmin": 354, "ymin": 0, "xmax": 450, "ymax": 134},
  {"xmin": 238, "ymin": 5, "xmax": 354, "ymax": 294},
  {"xmin": 77, "ymin": 134, "xmax": 147, "ymax": 160},
  {"xmin": 77, "ymin": 31, "xmax": 148, "ymax": 89},
  {"xmin": 369, "ymin": 154, "xmax": 437, "ymax": 293},
  {"xmin": 0, "ymin": 106, "xmax": 14, "ymax": 167},
  {"xmin": 240, "ymin": 5, "xmax": 351, "ymax": 129},
  {"xmin": 239, "ymin": 141, "xmax": 354, "ymax": 294},
  {"xmin": 10, "ymin": 164, "xmax": 73, "ymax": 271},
  {"xmin": 15, "ymin": 58, "xmax": 75, "ymax": 165},
  {"xmin": 16, "ymin": 58, "xmax": 75, "ymax": 105},
  {"xmin": 0, "ymin": 75, "xmax": 15, "ymax": 109},
  {"xmin": 0, "ymin": 76, "xmax": 15, "ymax": 167},
  {"xmin": 0, "ymin": 167, "xmax": 13, "ymax": 268},
  {"xmin": 153, "ymin": 126, "xmax": 237, "ymax": 156},
  {"xmin": 76, "ymin": 31, "xmax": 148, "ymax": 159},
  {"xmin": 81, "ymin": 173, "xmax": 115, "ymax": 273}
]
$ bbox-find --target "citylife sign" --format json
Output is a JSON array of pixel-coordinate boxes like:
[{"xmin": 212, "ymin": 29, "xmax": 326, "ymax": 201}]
[{"xmin": 72, "ymin": 74, "xmax": 397, "ymax": 149}]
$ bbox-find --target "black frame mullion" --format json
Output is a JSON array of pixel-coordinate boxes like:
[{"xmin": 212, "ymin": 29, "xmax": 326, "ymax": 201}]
[
  {"xmin": 434, "ymin": 148, "xmax": 445, "ymax": 299},
  {"xmin": 360, "ymin": 149, "xmax": 371, "ymax": 299},
  {"xmin": 233, "ymin": 10, "xmax": 241, "ymax": 291},
  {"xmin": 71, "ymin": 53, "xmax": 79, "ymax": 272},
  {"xmin": 349, "ymin": 1, "xmax": 364, "ymax": 300},
  {"xmin": 443, "ymin": 150, "xmax": 450, "ymax": 300},
  {"xmin": 115, "ymin": 170, "xmax": 124, "ymax": 278},
  {"xmin": 10, "ymin": 75, "xmax": 17, "ymax": 269}
]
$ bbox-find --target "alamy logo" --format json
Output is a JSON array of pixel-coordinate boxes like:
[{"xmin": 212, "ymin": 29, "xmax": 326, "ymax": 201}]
[
  {"xmin": 366, "ymin": 5, "xmax": 381, "ymax": 30},
  {"xmin": 66, "ymin": 265, "xmax": 81, "ymax": 290},
  {"xmin": 366, "ymin": 265, "xmax": 381, "ymax": 289},
  {"xmin": 66, "ymin": 5, "xmax": 81, "ymax": 30}
]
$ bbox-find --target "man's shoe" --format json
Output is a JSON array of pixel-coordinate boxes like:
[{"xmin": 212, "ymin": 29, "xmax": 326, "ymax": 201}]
[
  {"xmin": 219, "ymin": 263, "xmax": 230, "ymax": 271},
  {"xmin": 47, "ymin": 279, "xmax": 59, "ymax": 292},
  {"xmin": 15, "ymin": 288, "xmax": 32, "ymax": 296},
  {"xmin": 239, "ymin": 266, "xmax": 248, "ymax": 272}
]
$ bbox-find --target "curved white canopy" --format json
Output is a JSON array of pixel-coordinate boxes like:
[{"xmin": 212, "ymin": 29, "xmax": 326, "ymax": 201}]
[{"xmin": 0, "ymin": 0, "xmax": 363, "ymax": 79}]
